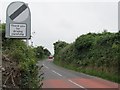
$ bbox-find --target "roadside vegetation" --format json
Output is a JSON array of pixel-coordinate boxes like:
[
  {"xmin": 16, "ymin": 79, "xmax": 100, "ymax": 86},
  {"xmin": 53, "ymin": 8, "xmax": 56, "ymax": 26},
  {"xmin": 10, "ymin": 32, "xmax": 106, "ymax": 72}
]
[
  {"xmin": 53, "ymin": 31, "xmax": 120, "ymax": 83},
  {"xmin": 34, "ymin": 46, "xmax": 51, "ymax": 60},
  {"xmin": 0, "ymin": 23, "xmax": 50, "ymax": 88}
]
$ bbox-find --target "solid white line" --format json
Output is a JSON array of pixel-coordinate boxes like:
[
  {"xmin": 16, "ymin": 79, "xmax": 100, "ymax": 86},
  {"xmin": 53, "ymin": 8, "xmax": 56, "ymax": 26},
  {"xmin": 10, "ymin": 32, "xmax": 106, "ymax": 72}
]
[
  {"xmin": 52, "ymin": 70, "xmax": 62, "ymax": 77},
  {"xmin": 43, "ymin": 64, "xmax": 49, "ymax": 69},
  {"xmin": 68, "ymin": 79, "xmax": 86, "ymax": 89}
]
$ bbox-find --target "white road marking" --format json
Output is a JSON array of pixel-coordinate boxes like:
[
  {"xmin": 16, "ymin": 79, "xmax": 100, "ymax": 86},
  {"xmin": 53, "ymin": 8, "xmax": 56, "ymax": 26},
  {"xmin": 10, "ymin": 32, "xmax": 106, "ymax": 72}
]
[
  {"xmin": 52, "ymin": 70, "xmax": 62, "ymax": 77},
  {"xmin": 43, "ymin": 64, "xmax": 49, "ymax": 69},
  {"xmin": 68, "ymin": 79, "xmax": 87, "ymax": 89}
]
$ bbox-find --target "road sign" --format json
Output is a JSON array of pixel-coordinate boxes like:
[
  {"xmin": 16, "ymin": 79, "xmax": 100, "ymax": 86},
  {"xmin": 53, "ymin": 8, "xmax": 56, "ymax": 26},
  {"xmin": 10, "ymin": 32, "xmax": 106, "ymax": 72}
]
[
  {"xmin": 10, "ymin": 24, "xmax": 26, "ymax": 36},
  {"xmin": 6, "ymin": 1, "xmax": 31, "ymax": 38}
]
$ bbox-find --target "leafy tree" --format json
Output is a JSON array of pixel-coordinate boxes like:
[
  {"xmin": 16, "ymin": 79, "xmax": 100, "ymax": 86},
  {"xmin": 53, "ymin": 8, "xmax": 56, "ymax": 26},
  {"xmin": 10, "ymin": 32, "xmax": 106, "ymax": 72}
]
[
  {"xmin": 44, "ymin": 48, "xmax": 51, "ymax": 56},
  {"xmin": 53, "ymin": 40, "xmax": 69, "ymax": 55},
  {"xmin": 35, "ymin": 46, "xmax": 44, "ymax": 59},
  {"xmin": 34, "ymin": 46, "xmax": 51, "ymax": 59}
]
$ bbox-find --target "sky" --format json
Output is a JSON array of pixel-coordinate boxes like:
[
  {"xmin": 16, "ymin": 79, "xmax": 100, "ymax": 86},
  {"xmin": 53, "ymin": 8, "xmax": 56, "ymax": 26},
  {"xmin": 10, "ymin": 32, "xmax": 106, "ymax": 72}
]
[{"xmin": 0, "ymin": 0, "xmax": 119, "ymax": 54}]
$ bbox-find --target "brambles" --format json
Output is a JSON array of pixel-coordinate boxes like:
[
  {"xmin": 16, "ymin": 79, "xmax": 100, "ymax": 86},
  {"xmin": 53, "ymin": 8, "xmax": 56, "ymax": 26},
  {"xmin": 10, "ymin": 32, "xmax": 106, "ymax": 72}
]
[{"xmin": 2, "ymin": 54, "xmax": 21, "ymax": 88}]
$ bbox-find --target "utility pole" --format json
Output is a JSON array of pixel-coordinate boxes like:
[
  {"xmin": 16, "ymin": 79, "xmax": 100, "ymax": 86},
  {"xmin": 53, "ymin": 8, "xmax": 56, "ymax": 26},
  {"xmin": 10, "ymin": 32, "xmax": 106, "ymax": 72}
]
[{"xmin": 0, "ymin": 19, "xmax": 2, "ymax": 90}]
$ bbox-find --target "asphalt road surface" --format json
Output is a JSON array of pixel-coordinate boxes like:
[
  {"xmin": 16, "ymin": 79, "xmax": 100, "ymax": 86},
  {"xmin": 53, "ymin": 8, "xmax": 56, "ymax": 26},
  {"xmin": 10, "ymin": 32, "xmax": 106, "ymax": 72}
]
[{"xmin": 37, "ymin": 59, "xmax": 119, "ymax": 89}]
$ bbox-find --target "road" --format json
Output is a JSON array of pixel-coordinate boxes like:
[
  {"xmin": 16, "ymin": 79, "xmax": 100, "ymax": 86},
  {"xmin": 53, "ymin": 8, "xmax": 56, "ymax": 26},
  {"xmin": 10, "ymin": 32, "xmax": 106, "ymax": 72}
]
[{"xmin": 37, "ymin": 59, "xmax": 119, "ymax": 90}]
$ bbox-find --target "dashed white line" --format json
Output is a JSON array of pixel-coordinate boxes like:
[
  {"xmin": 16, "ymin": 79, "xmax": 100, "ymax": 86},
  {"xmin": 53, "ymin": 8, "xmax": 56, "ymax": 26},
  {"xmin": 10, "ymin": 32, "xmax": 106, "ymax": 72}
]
[
  {"xmin": 52, "ymin": 70, "xmax": 62, "ymax": 77},
  {"xmin": 42, "ymin": 63, "xmax": 86, "ymax": 89},
  {"xmin": 68, "ymin": 79, "xmax": 87, "ymax": 89},
  {"xmin": 43, "ymin": 64, "xmax": 49, "ymax": 69}
]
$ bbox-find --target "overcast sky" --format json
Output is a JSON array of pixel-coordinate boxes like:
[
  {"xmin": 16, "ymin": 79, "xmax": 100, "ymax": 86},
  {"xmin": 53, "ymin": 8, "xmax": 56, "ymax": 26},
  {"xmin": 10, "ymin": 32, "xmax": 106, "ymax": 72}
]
[{"xmin": 0, "ymin": 0, "xmax": 119, "ymax": 54}]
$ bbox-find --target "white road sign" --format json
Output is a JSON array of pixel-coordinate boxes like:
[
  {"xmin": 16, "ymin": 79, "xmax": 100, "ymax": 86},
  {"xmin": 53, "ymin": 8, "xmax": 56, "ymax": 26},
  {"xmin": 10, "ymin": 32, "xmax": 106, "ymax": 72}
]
[
  {"xmin": 10, "ymin": 24, "xmax": 26, "ymax": 36},
  {"xmin": 6, "ymin": 1, "xmax": 31, "ymax": 38}
]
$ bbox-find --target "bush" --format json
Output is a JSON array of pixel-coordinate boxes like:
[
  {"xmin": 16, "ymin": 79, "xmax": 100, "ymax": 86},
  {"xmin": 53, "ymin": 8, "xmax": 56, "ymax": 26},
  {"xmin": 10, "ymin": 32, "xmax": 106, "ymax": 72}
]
[
  {"xmin": 53, "ymin": 31, "xmax": 120, "ymax": 83},
  {"xmin": 1, "ymin": 23, "xmax": 43, "ymax": 88}
]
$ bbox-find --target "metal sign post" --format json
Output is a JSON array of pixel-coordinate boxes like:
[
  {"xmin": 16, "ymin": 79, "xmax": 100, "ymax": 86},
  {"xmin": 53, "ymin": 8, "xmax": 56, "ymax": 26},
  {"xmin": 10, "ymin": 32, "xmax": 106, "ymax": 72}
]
[
  {"xmin": 6, "ymin": 1, "xmax": 31, "ymax": 39},
  {"xmin": 26, "ymin": 38, "xmax": 29, "ymax": 47}
]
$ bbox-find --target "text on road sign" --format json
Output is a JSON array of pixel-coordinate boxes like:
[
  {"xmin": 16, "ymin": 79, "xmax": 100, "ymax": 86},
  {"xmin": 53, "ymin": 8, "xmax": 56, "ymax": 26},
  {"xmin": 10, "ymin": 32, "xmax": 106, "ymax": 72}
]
[{"xmin": 10, "ymin": 24, "xmax": 26, "ymax": 36}]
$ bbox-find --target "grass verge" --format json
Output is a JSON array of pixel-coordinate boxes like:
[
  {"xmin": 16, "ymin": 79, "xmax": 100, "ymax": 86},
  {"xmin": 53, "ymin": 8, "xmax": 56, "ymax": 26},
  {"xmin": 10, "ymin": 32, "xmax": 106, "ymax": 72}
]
[{"xmin": 53, "ymin": 60, "xmax": 120, "ymax": 84}]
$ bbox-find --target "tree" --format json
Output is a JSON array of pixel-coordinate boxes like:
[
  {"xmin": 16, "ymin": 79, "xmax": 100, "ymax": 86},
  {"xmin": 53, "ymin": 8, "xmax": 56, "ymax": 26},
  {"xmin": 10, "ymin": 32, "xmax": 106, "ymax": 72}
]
[
  {"xmin": 53, "ymin": 41, "xmax": 69, "ymax": 55},
  {"xmin": 35, "ymin": 46, "xmax": 44, "ymax": 59},
  {"xmin": 44, "ymin": 48, "xmax": 51, "ymax": 56}
]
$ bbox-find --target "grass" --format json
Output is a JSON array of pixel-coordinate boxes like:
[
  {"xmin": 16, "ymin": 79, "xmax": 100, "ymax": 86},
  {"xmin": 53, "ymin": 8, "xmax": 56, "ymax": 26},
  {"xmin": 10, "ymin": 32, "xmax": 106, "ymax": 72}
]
[{"xmin": 54, "ymin": 60, "xmax": 120, "ymax": 84}]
